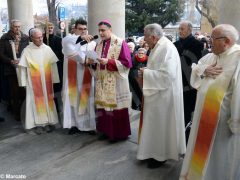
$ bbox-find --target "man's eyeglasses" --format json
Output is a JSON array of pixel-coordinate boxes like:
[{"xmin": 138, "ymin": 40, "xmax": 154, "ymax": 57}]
[
  {"xmin": 210, "ymin": 36, "xmax": 227, "ymax": 41},
  {"xmin": 77, "ymin": 28, "xmax": 87, "ymax": 31}
]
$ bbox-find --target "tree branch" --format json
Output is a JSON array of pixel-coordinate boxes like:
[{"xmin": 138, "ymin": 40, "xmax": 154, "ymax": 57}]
[{"xmin": 195, "ymin": 0, "xmax": 216, "ymax": 27}]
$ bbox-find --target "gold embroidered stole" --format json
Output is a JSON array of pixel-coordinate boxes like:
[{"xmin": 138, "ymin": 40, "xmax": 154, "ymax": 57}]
[{"xmin": 95, "ymin": 35, "xmax": 122, "ymax": 108}]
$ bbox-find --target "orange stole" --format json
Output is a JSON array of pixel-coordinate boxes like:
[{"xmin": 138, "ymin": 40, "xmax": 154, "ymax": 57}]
[
  {"xmin": 187, "ymin": 81, "xmax": 227, "ymax": 179},
  {"xmin": 78, "ymin": 67, "xmax": 92, "ymax": 115},
  {"xmin": 68, "ymin": 59, "xmax": 78, "ymax": 106},
  {"xmin": 44, "ymin": 63, "xmax": 54, "ymax": 111},
  {"xmin": 29, "ymin": 60, "xmax": 54, "ymax": 116}
]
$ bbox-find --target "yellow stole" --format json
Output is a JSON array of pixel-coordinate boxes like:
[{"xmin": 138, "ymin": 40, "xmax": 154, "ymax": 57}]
[
  {"xmin": 180, "ymin": 46, "xmax": 240, "ymax": 179},
  {"xmin": 186, "ymin": 71, "xmax": 236, "ymax": 179},
  {"xmin": 28, "ymin": 58, "xmax": 54, "ymax": 120}
]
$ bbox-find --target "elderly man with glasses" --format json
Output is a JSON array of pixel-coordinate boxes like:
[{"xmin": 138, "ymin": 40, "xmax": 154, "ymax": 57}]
[{"xmin": 180, "ymin": 24, "xmax": 240, "ymax": 180}]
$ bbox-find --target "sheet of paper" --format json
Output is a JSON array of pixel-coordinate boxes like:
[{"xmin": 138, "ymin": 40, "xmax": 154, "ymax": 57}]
[{"xmin": 85, "ymin": 50, "xmax": 99, "ymax": 63}]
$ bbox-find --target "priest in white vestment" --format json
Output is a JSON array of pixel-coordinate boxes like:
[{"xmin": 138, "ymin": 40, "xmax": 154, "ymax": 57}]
[
  {"xmin": 19, "ymin": 28, "xmax": 59, "ymax": 134},
  {"xmin": 137, "ymin": 23, "xmax": 186, "ymax": 169},
  {"xmin": 62, "ymin": 19, "xmax": 96, "ymax": 134},
  {"xmin": 180, "ymin": 24, "xmax": 240, "ymax": 180}
]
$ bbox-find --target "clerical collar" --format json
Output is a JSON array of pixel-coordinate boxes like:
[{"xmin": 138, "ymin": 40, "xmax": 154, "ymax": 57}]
[{"xmin": 103, "ymin": 38, "xmax": 110, "ymax": 44}]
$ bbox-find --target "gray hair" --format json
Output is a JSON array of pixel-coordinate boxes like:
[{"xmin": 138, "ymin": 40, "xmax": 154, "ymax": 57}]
[
  {"xmin": 127, "ymin": 42, "xmax": 135, "ymax": 49},
  {"xmin": 180, "ymin": 20, "xmax": 193, "ymax": 32},
  {"xmin": 214, "ymin": 24, "xmax": 239, "ymax": 42},
  {"xmin": 10, "ymin": 19, "xmax": 21, "ymax": 26},
  {"xmin": 138, "ymin": 48, "xmax": 147, "ymax": 54},
  {"xmin": 144, "ymin": 23, "xmax": 163, "ymax": 38},
  {"xmin": 29, "ymin": 28, "xmax": 42, "ymax": 37}
]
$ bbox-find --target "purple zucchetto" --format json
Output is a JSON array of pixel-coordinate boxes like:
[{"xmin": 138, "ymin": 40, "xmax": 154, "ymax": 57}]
[{"xmin": 98, "ymin": 19, "xmax": 112, "ymax": 28}]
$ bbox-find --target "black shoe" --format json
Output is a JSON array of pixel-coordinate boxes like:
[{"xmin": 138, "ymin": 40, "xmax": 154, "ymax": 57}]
[
  {"xmin": 87, "ymin": 130, "xmax": 96, "ymax": 135},
  {"xmin": 14, "ymin": 115, "xmax": 21, "ymax": 122},
  {"xmin": 132, "ymin": 104, "xmax": 140, "ymax": 111},
  {"xmin": 0, "ymin": 117, "xmax": 4, "ymax": 122},
  {"xmin": 45, "ymin": 125, "xmax": 54, "ymax": 133},
  {"xmin": 109, "ymin": 139, "xmax": 118, "ymax": 144},
  {"xmin": 68, "ymin": 127, "xmax": 80, "ymax": 135},
  {"xmin": 98, "ymin": 134, "xmax": 108, "ymax": 140},
  {"xmin": 7, "ymin": 104, "xmax": 12, "ymax": 112},
  {"xmin": 26, "ymin": 129, "xmax": 37, "ymax": 135},
  {"xmin": 147, "ymin": 159, "xmax": 166, "ymax": 169},
  {"xmin": 34, "ymin": 127, "xmax": 45, "ymax": 135}
]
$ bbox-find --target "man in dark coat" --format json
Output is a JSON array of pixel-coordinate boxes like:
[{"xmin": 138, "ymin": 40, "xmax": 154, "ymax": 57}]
[
  {"xmin": 174, "ymin": 21, "xmax": 203, "ymax": 143},
  {"xmin": 43, "ymin": 22, "xmax": 64, "ymax": 114},
  {"xmin": 0, "ymin": 60, "xmax": 5, "ymax": 122},
  {"xmin": 0, "ymin": 19, "xmax": 29, "ymax": 121}
]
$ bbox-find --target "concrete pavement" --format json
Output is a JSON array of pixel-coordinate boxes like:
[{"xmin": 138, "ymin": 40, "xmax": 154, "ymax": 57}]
[{"xmin": 0, "ymin": 103, "xmax": 182, "ymax": 180}]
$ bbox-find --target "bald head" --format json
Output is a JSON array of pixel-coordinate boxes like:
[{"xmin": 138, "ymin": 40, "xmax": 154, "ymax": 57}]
[
  {"xmin": 29, "ymin": 28, "xmax": 42, "ymax": 37},
  {"xmin": 127, "ymin": 42, "xmax": 135, "ymax": 53},
  {"xmin": 213, "ymin": 24, "xmax": 239, "ymax": 43},
  {"xmin": 210, "ymin": 24, "xmax": 239, "ymax": 55},
  {"xmin": 30, "ymin": 28, "xmax": 43, "ymax": 47}
]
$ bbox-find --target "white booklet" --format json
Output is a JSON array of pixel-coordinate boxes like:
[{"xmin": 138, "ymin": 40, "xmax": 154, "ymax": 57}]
[{"xmin": 85, "ymin": 50, "xmax": 99, "ymax": 63}]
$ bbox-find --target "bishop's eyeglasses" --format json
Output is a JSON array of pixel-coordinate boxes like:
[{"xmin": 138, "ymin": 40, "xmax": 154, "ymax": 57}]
[{"xmin": 210, "ymin": 36, "xmax": 227, "ymax": 41}]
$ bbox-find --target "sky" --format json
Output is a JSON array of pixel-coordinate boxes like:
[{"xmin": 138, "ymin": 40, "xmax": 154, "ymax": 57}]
[{"xmin": 0, "ymin": 0, "xmax": 87, "ymax": 14}]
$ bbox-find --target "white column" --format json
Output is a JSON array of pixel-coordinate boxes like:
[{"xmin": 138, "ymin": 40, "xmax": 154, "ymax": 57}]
[
  {"xmin": 88, "ymin": 0, "xmax": 125, "ymax": 39},
  {"xmin": 7, "ymin": 0, "xmax": 34, "ymax": 35},
  {"xmin": 0, "ymin": 18, "xmax": 3, "ymax": 37}
]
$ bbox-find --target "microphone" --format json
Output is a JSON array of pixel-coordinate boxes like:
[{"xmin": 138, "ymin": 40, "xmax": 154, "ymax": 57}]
[{"xmin": 76, "ymin": 35, "xmax": 98, "ymax": 45}]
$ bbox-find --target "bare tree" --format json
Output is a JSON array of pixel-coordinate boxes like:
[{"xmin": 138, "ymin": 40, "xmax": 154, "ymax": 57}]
[
  {"xmin": 46, "ymin": 0, "xmax": 62, "ymax": 28},
  {"xmin": 195, "ymin": 0, "xmax": 217, "ymax": 27}
]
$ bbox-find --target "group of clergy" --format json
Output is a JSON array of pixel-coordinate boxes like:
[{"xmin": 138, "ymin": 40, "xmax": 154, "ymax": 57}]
[
  {"xmin": 137, "ymin": 23, "xmax": 240, "ymax": 178},
  {"xmin": 6, "ymin": 18, "xmax": 240, "ymax": 179},
  {"xmin": 16, "ymin": 19, "xmax": 132, "ymax": 141}
]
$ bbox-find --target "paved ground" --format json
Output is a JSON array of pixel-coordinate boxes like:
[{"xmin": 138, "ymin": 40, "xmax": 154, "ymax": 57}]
[{"xmin": 0, "ymin": 102, "xmax": 182, "ymax": 180}]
